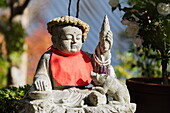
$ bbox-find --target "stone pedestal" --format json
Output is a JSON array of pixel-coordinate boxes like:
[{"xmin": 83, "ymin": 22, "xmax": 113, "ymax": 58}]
[{"xmin": 17, "ymin": 89, "xmax": 136, "ymax": 113}]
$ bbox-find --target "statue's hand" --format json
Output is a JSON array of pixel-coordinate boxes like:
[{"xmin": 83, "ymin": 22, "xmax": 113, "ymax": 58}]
[
  {"xmin": 100, "ymin": 30, "xmax": 113, "ymax": 53},
  {"xmin": 34, "ymin": 79, "xmax": 48, "ymax": 91}
]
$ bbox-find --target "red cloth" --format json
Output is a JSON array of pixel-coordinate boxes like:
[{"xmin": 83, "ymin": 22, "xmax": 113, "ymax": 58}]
[{"xmin": 50, "ymin": 47, "xmax": 93, "ymax": 86}]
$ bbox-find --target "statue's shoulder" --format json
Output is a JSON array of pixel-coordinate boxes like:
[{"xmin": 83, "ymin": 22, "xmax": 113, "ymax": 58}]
[{"xmin": 40, "ymin": 50, "xmax": 52, "ymax": 60}]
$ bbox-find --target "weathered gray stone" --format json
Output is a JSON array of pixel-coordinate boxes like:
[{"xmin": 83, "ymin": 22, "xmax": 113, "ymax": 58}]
[{"xmin": 17, "ymin": 16, "xmax": 136, "ymax": 113}]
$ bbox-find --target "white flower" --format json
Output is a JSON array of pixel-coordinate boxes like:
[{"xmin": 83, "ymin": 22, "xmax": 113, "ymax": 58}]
[
  {"xmin": 109, "ymin": 0, "xmax": 119, "ymax": 8},
  {"xmin": 134, "ymin": 36, "xmax": 144, "ymax": 47},
  {"xmin": 125, "ymin": 23, "xmax": 139, "ymax": 38},
  {"xmin": 157, "ymin": 3, "xmax": 170, "ymax": 16}
]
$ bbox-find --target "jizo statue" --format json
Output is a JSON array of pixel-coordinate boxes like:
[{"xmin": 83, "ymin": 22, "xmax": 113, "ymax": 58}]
[
  {"xmin": 32, "ymin": 15, "xmax": 114, "ymax": 91},
  {"xmin": 19, "ymin": 16, "xmax": 136, "ymax": 113}
]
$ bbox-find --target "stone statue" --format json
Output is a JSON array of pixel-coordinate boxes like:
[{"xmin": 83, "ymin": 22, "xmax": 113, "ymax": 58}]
[
  {"xmin": 17, "ymin": 15, "xmax": 136, "ymax": 113},
  {"xmin": 91, "ymin": 71, "xmax": 130, "ymax": 104},
  {"xmin": 90, "ymin": 72, "xmax": 136, "ymax": 111}
]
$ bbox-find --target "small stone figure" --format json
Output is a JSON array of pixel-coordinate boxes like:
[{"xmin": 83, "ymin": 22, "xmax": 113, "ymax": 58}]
[
  {"xmin": 90, "ymin": 71, "xmax": 136, "ymax": 112},
  {"xmin": 91, "ymin": 71, "xmax": 130, "ymax": 104},
  {"xmin": 17, "ymin": 15, "xmax": 136, "ymax": 113}
]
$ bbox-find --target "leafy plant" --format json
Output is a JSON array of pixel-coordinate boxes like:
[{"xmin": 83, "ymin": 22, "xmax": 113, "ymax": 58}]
[
  {"xmin": 114, "ymin": 51, "xmax": 138, "ymax": 80},
  {"xmin": 114, "ymin": 48, "xmax": 162, "ymax": 81},
  {"xmin": 0, "ymin": 57, "xmax": 8, "ymax": 88},
  {"xmin": 0, "ymin": 0, "xmax": 6, "ymax": 7},
  {"xmin": 0, "ymin": 84, "xmax": 31, "ymax": 113},
  {"xmin": 129, "ymin": 46, "xmax": 162, "ymax": 77},
  {"xmin": 0, "ymin": 0, "xmax": 29, "ymax": 86},
  {"xmin": 109, "ymin": 0, "xmax": 170, "ymax": 84}
]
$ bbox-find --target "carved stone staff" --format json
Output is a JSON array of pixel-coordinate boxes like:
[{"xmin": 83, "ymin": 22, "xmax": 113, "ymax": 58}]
[
  {"xmin": 100, "ymin": 15, "xmax": 113, "ymax": 54},
  {"xmin": 93, "ymin": 15, "xmax": 113, "ymax": 74}
]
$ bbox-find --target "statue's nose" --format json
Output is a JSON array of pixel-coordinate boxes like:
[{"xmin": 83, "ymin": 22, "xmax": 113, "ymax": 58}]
[{"xmin": 71, "ymin": 36, "xmax": 77, "ymax": 43}]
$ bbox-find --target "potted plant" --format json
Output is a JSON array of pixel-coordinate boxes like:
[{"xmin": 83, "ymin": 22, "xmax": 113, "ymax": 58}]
[{"xmin": 109, "ymin": 0, "xmax": 170, "ymax": 112}]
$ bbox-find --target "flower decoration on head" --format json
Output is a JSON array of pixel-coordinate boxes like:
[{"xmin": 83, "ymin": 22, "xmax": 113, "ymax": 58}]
[{"xmin": 47, "ymin": 16, "xmax": 90, "ymax": 41}]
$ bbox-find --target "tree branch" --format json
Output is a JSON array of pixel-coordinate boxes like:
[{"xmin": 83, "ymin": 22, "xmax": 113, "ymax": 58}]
[{"xmin": 9, "ymin": 0, "xmax": 30, "ymax": 23}]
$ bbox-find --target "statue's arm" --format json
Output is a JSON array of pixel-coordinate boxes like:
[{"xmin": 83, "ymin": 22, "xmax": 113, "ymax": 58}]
[
  {"xmin": 33, "ymin": 50, "xmax": 52, "ymax": 91},
  {"xmin": 92, "ymin": 31, "xmax": 113, "ymax": 73},
  {"xmin": 91, "ymin": 15, "xmax": 113, "ymax": 74}
]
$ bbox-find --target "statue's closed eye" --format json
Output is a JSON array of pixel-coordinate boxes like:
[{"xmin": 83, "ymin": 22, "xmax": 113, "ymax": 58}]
[{"xmin": 66, "ymin": 34, "xmax": 72, "ymax": 40}]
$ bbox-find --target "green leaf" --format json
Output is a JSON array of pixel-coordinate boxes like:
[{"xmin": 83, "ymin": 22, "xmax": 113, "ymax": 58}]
[
  {"xmin": 0, "ymin": 85, "xmax": 31, "ymax": 113},
  {"xmin": 0, "ymin": 0, "xmax": 6, "ymax": 7},
  {"xmin": 154, "ymin": 22, "xmax": 159, "ymax": 25},
  {"xmin": 163, "ymin": 33, "xmax": 167, "ymax": 37}
]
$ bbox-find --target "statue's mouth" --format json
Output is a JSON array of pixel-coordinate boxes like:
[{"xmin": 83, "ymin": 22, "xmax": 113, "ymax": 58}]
[{"xmin": 71, "ymin": 44, "xmax": 78, "ymax": 48}]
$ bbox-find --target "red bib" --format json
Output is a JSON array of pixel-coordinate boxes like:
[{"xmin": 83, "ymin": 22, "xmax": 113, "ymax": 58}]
[{"xmin": 50, "ymin": 47, "xmax": 93, "ymax": 86}]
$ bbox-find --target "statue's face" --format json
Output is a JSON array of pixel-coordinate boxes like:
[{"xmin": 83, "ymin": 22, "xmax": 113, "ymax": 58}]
[
  {"xmin": 91, "ymin": 73, "xmax": 107, "ymax": 85},
  {"xmin": 52, "ymin": 26, "xmax": 83, "ymax": 55}
]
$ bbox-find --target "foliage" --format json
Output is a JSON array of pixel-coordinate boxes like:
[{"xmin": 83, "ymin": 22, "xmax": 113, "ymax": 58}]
[
  {"xmin": 5, "ymin": 23, "xmax": 26, "ymax": 66},
  {"xmin": 0, "ymin": 0, "xmax": 7, "ymax": 7},
  {"xmin": 0, "ymin": 23, "xmax": 25, "ymax": 87},
  {"xmin": 0, "ymin": 0, "xmax": 30, "ymax": 86},
  {"xmin": 0, "ymin": 23, "xmax": 26, "ymax": 64},
  {"xmin": 0, "ymin": 57, "xmax": 8, "ymax": 88},
  {"xmin": 129, "ymin": 47, "xmax": 162, "ymax": 77},
  {"xmin": 114, "ymin": 48, "xmax": 162, "ymax": 80},
  {"xmin": 0, "ymin": 84, "xmax": 31, "ymax": 113},
  {"xmin": 110, "ymin": 0, "xmax": 170, "ymax": 83},
  {"xmin": 114, "ymin": 51, "xmax": 138, "ymax": 80},
  {"xmin": 118, "ymin": 0, "xmax": 170, "ymax": 54}
]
